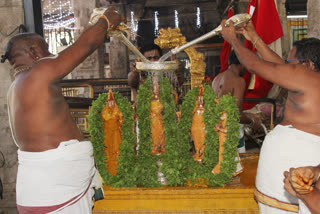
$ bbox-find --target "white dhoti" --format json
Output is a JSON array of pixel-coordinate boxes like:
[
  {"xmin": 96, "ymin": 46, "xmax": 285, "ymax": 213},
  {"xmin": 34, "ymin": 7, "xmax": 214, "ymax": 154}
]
[
  {"xmin": 16, "ymin": 139, "xmax": 102, "ymax": 214},
  {"xmin": 255, "ymin": 125, "xmax": 320, "ymax": 214}
]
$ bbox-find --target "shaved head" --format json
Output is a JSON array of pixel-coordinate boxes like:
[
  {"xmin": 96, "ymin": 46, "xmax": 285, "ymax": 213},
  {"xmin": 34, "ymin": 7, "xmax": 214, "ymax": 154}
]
[{"xmin": 2, "ymin": 33, "xmax": 48, "ymax": 63}]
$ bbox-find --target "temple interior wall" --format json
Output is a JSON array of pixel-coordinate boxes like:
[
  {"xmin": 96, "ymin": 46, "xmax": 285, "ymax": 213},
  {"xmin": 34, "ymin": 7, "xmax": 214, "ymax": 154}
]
[
  {"xmin": 0, "ymin": 1, "xmax": 23, "ymax": 213},
  {"xmin": 307, "ymin": 0, "xmax": 320, "ymax": 38}
]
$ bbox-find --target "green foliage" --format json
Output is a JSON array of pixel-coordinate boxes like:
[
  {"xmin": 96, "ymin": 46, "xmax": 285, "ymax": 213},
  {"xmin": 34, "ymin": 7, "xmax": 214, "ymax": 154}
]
[
  {"xmin": 88, "ymin": 79, "xmax": 240, "ymax": 188},
  {"xmin": 136, "ymin": 77, "xmax": 160, "ymax": 187},
  {"xmin": 160, "ymin": 77, "xmax": 191, "ymax": 186},
  {"xmin": 87, "ymin": 92, "xmax": 137, "ymax": 187},
  {"xmin": 178, "ymin": 85, "xmax": 240, "ymax": 187},
  {"xmin": 210, "ymin": 93, "xmax": 240, "ymax": 186},
  {"xmin": 177, "ymin": 85, "xmax": 200, "ymax": 183}
]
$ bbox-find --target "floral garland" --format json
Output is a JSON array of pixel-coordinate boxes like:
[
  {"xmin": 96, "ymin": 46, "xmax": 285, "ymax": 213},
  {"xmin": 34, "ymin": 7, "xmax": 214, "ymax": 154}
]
[
  {"xmin": 87, "ymin": 92, "xmax": 137, "ymax": 187},
  {"xmin": 179, "ymin": 84, "xmax": 240, "ymax": 187}
]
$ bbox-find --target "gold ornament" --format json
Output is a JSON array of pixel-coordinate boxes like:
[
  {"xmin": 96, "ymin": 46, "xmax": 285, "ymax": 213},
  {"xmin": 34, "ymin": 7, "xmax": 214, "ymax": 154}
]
[{"xmin": 155, "ymin": 27, "xmax": 205, "ymax": 88}]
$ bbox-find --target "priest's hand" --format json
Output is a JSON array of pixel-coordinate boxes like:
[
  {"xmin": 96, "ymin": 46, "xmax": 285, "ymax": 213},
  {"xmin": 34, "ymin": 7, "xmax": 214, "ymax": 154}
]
[
  {"xmin": 290, "ymin": 166, "xmax": 319, "ymax": 195},
  {"xmin": 237, "ymin": 20, "xmax": 259, "ymax": 44},
  {"xmin": 104, "ymin": 7, "xmax": 123, "ymax": 30},
  {"xmin": 220, "ymin": 20, "xmax": 238, "ymax": 45},
  {"xmin": 284, "ymin": 170, "xmax": 298, "ymax": 197}
]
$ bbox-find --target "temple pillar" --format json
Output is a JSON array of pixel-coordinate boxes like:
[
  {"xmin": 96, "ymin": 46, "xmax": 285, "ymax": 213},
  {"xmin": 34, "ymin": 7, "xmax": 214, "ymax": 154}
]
[
  {"xmin": 109, "ymin": 36, "xmax": 129, "ymax": 78},
  {"xmin": 307, "ymin": 0, "xmax": 320, "ymax": 38},
  {"xmin": 97, "ymin": 1, "xmax": 129, "ymax": 79},
  {"xmin": 0, "ymin": 1, "xmax": 23, "ymax": 213},
  {"xmin": 109, "ymin": 4, "xmax": 129, "ymax": 79},
  {"xmin": 71, "ymin": 0, "xmax": 105, "ymax": 79},
  {"xmin": 277, "ymin": 0, "xmax": 289, "ymax": 58}
]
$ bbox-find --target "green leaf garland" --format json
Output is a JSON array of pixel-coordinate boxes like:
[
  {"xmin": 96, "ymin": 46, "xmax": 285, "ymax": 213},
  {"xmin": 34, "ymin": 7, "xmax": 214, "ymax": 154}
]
[
  {"xmin": 179, "ymin": 84, "xmax": 240, "ymax": 187},
  {"xmin": 88, "ymin": 80, "xmax": 240, "ymax": 188},
  {"xmin": 88, "ymin": 92, "xmax": 137, "ymax": 187},
  {"xmin": 159, "ymin": 77, "xmax": 191, "ymax": 186},
  {"xmin": 135, "ymin": 77, "xmax": 160, "ymax": 187}
]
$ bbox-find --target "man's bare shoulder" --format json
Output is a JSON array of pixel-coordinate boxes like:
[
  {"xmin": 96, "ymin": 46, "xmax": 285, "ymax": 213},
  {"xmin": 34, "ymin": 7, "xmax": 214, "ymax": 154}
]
[
  {"xmin": 212, "ymin": 74, "xmax": 223, "ymax": 89},
  {"xmin": 215, "ymin": 72, "xmax": 225, "ymax": 79},
  {"xmin": 239, "ymin": 77, "xmax": 246, "ymax": 87},
  {"xmin": 13, "ymin": 66, "xmax": 56, "ymax": 103},
  {"xmin": 18, "ymin": 55, "xmax": 56, "ymax": 79},
  {"xmin": 32, "ymin": 56, "xmax": 57, "ymax": 74}
]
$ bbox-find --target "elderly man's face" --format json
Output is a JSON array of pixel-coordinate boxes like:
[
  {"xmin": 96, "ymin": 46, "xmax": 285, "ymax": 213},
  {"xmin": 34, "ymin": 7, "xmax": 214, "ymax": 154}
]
[{"xmin": 144, "ymin": 49, "xmax": 160, "ymax": 62}]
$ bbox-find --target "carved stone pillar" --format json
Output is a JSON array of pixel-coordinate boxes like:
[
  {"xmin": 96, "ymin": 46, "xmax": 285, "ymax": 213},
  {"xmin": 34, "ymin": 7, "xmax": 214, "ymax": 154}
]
[
  {"xmin": 0, "ymin": 1, "xmax": 23, "ymax": 213},
  {"xmin": 276, "ymin": 0, "xmax": 289, "ymax": 58},
  {"xmin": 109, "ymin": 37, "xmax": 129, "ymax": 78},
  {"xmin": 307, "ymin": 0, "xmax": 320, "ymax": 38},
  {"xmin": 109, "ymin": 4, "xmax": 129, "ymax": 79},
  {"xmin": 72, "ymin": 0, "xmax": 104, "ymax": 79}
]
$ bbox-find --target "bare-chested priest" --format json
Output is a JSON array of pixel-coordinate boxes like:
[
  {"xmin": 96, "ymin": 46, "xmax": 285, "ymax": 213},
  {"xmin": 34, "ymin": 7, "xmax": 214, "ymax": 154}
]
[
  {"xmin": 1, "ymin": 7, "xmax": 121, "ymax": 213},
  {"xmin": 212, "ymin": 50, "xmax": 262, "ymax": 153},
  {"xmin": 221, "ymin": 20, "xmax": 320, "ymax": 213}
]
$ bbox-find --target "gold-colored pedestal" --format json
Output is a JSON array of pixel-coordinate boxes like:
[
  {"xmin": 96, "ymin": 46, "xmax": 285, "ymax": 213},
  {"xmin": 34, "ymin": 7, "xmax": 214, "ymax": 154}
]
[{"xmin": 93, "ymin": 154, "xmax": 259, "ymax": 214}]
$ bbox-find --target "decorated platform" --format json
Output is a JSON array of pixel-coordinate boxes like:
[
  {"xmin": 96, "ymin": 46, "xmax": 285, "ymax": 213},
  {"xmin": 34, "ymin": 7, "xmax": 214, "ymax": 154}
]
[
  {"xmin": 89, "ymin": 18, "xmax": 259, "ymax": 213},
  {"xmin": 93, "ymin": 153, "xmax": 259, "ymax": 214}
]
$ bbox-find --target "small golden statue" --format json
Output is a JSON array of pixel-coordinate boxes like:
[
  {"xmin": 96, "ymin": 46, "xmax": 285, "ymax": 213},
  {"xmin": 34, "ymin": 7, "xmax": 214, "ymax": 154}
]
[
  {"xmin": 149, "ymin": 77, "xmax": 166, "ymax": 155},
  {"xmin": 191, "ymin": 85, "xmax": 206, "ymax": 163},
  {"xmin": 212, "ymin": 111, "xmax": 228, "ymax": 174},
  {"xmin": 102, "ymin": 90, "xmax": 124, "ymax": 175}
]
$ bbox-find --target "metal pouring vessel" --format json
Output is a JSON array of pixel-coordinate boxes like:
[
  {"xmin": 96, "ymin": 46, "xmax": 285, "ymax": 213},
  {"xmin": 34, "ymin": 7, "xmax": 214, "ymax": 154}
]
[
  {"xmin": 108, "ymin": 13, "xmax": 251, "ymax": 72},
  {"xmin": 158, "ymin": 13, "xmax": 252, "ymax": 62}
]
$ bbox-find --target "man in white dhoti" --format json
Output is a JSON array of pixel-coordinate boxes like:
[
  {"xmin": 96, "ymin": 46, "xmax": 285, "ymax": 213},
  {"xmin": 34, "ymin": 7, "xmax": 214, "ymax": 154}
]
[
  {"xmin": 220, "ymin": 20, "xmax": 320, "ymax": 214},
  {"xmin": 1, "ymin": 7, "xmax": 122, "ymax": 213}
]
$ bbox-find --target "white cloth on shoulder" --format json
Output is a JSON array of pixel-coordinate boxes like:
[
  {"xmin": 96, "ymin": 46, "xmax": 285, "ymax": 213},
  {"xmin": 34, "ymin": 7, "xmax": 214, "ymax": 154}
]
[
  {"xmin": 16, "ymin": 139, "xmax": 102, "ymax": 214},
  {"xmin": 255, "ymin": 125, "xmax": 320, "ymax": 214}
]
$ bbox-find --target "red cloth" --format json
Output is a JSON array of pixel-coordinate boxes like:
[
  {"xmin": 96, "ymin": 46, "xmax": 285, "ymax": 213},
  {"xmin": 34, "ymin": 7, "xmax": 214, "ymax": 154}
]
[
  {"xmin": 218, "ymin": 8, "xmax": 234, "ymax": 74},
  {"xmin": 242, "ymin": 76, "xmax": 274, "ymax": 110},
  {"xmin": 242, "ymin": 0, "xmax": 283, "ymax": 110},
  {"xmin": 256, "ymin": 0, "xmax": 284, "ymax": 45},
  {"xmin": 205, "ymin": 76, "xmax": 214, "ymax": 81},
  {"xmin": 244, "ymin": 0, "xmax": 259, "ymax": 50}
]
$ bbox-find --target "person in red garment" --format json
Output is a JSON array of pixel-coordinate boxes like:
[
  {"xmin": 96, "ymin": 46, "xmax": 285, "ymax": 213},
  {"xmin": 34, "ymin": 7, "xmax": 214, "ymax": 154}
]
[
  {"xmin": 1, "ymin": 7, "xmax": 121, "ymax": 213},
  {"xmin": 212, "ymin": 50, "xmax": 262, "ymax": 153},
  {"xmin": 242, "ymin": 0, "xmax": 283, "ymax": 110},
  {"xmin": 220, "ymin": 19, "xmax": 320, "ymax": 213}
]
